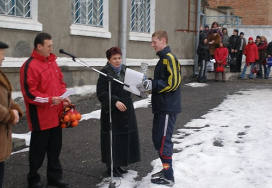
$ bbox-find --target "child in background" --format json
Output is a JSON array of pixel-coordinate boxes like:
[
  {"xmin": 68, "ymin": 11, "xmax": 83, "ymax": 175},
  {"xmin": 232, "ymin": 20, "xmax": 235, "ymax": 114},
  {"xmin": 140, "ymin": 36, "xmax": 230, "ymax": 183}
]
[{"xmin": 214, "ymin": 42, "xmax": 228, "ymax": 82}]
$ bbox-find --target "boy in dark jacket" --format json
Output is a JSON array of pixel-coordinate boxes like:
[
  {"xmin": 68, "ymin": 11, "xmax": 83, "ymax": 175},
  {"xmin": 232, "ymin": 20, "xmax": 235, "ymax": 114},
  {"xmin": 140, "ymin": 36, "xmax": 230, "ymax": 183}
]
[
  {"xmin": 228, "ymin": 29, "xmax": 241, "ymax": 72},
  {"xmin": 138, "ymin": 31, "xmax": 181, "ymax": 187}
]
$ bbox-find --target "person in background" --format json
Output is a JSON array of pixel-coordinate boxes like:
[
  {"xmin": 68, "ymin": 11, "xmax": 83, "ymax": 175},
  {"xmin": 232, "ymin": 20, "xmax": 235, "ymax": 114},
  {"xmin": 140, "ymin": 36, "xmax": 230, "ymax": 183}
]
[
  {"xmin": 228, "ymin": 29, "xmax": 241, "ymax": 72},
  {"xmin": 255, "ymin": 35, "xmax": 261, "ymax": 45},
  {"xmin": 0, "ymin": 41, "xmax": 23, "ymax": 188},
  {"xmin": 236, "ymin": 32, "xmax": 246, "ymax": 72},
  {"xmin": 256, "ymin": 36, "xmax": 268, "ymax": 78},
  {"xmin": 221, "ymin": 28, "xmax": 229, "ymax": 48},
  {"xmin": 239, "ymin": 37, "xmax": 259, "ymax": 79},
  {"xmin": 138, "ymin": 31, "xmax": 181, "ymax": 186},
  {"xmin": 207, "ymin": 21, "xmax": 223, "ymax": 40},
  {"xmin": 96, "ymin": 47, "xmax": 141, "ymax": 178},
  {"xmin": 200, "ymin": 25, "xmax": 210, "ymax": 42},
  {"xmin": 197, "ymin": 36, "xmax": 210, "ymax": 82},
  {"xmin": 255, "ymin": 36, "xmax": 262, "ymax": 77},
  {"xmin": 214, "ymin": 42, "xmax": 228, "ymax": 82},
  {"xmin": 265, "ymin": 40, "xmax": 272, "ymax": 79},
  {"xmin": 208, "ymin": 29, "xmax": 221, "ymax": 59},
  {"xmin": 20, "ymin": 33, "xmax": 71, "ymax": 188}
]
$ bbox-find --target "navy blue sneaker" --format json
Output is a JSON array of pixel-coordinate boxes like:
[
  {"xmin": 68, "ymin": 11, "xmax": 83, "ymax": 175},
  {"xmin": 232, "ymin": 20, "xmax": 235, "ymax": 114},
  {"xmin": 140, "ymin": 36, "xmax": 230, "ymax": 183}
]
[
  {"xmin": 151, "ymin": 174, "xmax": 175, "ymax": 187},
  {"xmin": 151, "ymin": 169, "xmax": 163, "ymax": 179}
]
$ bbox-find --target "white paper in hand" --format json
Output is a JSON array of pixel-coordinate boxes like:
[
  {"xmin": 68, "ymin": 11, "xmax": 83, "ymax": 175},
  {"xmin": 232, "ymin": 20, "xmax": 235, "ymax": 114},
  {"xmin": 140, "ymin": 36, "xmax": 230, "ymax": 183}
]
[
  {"xmin": 61, "ymin": 88, "xmax": 77, "ymax": 98},
  {"xmin": 123, "ymin": 68, "xmax": 144, "ymax": 96}
]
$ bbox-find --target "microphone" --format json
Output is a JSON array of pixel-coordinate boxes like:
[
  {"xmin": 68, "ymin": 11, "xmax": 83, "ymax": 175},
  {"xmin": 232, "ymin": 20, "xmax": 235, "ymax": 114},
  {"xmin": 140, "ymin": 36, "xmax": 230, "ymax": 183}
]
[{"xmin": 59, "ymin": 49, "xmax": 77, "ymax": 59}]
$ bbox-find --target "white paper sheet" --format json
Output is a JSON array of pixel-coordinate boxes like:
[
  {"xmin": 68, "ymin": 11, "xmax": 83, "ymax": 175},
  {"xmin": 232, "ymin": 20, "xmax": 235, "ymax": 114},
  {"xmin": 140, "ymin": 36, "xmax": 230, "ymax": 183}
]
[
  {"xmin": 61, "ymin": 88, "xmax": 77, "ymax": 98},
  {"xmin": 123, "ymin": 68, "xmax": 144, "ymax": 96}
]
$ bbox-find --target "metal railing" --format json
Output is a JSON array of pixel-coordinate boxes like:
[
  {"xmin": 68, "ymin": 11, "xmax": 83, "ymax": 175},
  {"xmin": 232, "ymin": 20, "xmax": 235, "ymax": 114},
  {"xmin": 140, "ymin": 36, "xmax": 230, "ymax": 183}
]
[{"xmin": 204, "ymin": 15, "xmax": 241, "ymax": 29}]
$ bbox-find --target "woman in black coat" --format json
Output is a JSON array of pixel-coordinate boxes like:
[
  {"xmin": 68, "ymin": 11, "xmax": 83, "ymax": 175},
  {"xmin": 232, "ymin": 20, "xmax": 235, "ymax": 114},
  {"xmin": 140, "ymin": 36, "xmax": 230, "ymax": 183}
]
[
  {"xmin": 197, "ymin": 36, "xmax": 210, "ymax": 82},
  {"xmin": 96, "ymin": 47, "xmax": 141, "ymax": 177}
]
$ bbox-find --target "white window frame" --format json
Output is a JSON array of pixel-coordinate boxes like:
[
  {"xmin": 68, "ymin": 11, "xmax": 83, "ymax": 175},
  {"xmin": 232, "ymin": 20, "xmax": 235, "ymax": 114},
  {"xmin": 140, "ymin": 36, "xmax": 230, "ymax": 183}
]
[
  {"xmin": 129, "ymin": 0, "xmax": 155, "ymax": 42},
  {"xmin": 0, "ymin": 0, "xmax": 42, "ymax": 31},
  {"xmin": 70, "ymin": 0, "xmax": 111, "ymax": 38}
]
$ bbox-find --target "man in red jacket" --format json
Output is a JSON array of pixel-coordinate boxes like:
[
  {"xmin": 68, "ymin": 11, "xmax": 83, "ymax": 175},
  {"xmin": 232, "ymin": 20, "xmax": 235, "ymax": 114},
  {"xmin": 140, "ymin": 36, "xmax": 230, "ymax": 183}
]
[
  {"xmin": 239, "ymin": 37, "xmax": 259, "ymax": 79},
  {"xmin": 20, "ymin": 33, "xmax": 70, "ymax": 188}
]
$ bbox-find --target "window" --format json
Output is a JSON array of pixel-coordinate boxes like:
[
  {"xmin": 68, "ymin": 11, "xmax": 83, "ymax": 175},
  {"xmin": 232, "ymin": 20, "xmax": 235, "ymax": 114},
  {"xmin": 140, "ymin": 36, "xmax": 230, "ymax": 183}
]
[
  {"xmin": 72, "ymin": 0, "xmax": 103, "ymax": 27},
  {"xmin": 130, "ymin": 0, "xmax": 150, "ymax": 33},
  {"xmin": 0, "ymin": 0, "xmax": 31, "ymax": 17},
  {"xmin": 70, "ymin": 0, "xmax": 111, "ymax": 38},
  {"xmin": 0, "ymin": 0, "xmax": 42, "ymax": 31},
  {"xmin": 129, "ymin": 0, "xmax": 155, "ymax": 42}
]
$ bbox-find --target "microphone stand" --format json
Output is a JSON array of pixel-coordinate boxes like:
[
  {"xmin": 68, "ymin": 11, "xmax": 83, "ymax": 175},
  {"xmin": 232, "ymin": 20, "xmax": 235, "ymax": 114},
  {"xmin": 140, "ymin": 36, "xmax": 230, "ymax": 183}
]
[{"xmin": 61, "ymin": 52, "xmax": 129, "ymax": 188}]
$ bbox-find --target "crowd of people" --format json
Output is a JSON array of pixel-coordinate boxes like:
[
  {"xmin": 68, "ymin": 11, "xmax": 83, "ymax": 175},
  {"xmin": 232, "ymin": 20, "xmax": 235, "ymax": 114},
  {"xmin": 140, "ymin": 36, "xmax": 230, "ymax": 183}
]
[{"xmin": 197, "ymin": 21, "xmax": 272, "ymax": 82}]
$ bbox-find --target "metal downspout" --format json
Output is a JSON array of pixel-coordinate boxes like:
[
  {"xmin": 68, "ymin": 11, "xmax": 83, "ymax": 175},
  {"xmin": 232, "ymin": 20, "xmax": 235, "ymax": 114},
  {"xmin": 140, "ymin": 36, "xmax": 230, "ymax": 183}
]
[
  {"xmin": 193, "ymin": 0, "xmax": 201, "ymax": 76},
  {"xmin": 120, "ymin": 0, "xmax": 127, "ymax": 65}
]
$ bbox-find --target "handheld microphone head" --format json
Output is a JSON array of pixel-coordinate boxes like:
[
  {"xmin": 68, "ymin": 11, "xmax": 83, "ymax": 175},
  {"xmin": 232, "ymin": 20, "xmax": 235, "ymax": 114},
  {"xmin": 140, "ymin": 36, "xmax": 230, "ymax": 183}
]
[{"xmin": 59, "ymin": 49, "xmax": 64, "ymax": 53}]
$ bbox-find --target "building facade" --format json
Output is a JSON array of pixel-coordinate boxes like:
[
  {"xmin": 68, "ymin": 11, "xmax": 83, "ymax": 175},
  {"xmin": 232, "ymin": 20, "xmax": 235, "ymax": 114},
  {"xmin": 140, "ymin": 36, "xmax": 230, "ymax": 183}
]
[
  {"xmin": 0, "ymin": 0, "xmax": 197, "ymax": 59},
  {"xmin": 0, "ymin": 0, "xmax": 200, "ymax": 90},
  {"xmin": 206, "ymin": 0, "xmax": 272, "ymax": 25}
]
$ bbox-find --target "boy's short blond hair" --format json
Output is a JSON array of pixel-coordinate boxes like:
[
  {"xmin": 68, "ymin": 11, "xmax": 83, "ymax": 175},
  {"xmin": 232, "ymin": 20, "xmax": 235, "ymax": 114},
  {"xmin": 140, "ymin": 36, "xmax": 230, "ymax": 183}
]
[{"xmin": 152, "ymin": 31, "xmax": 168, "ymax": 44}]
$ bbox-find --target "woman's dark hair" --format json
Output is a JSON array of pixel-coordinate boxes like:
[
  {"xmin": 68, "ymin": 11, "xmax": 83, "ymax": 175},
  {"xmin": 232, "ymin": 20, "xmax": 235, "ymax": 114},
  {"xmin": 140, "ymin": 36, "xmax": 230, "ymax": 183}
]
[
  {"xmin": 218, "ymin": 41, "xmax": 224, "ymax": 47},
  {"xmin": 106, "ymin": 46, "xmax": 122, "ymax": 59},
  {"xmin": 34, "ymin": 33, "xmax": 52, "ymax": 48},
  {"xmin": 211, "ymin": 21, "xmax": 219, "ymax": 28}
]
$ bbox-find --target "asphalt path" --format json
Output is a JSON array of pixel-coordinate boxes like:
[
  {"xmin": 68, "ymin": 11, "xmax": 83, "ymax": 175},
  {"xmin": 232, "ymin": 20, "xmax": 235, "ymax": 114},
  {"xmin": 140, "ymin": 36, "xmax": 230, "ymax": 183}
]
[{"xmin": 3, "ymin": 78, "xmax": 272, "ymax": 188}]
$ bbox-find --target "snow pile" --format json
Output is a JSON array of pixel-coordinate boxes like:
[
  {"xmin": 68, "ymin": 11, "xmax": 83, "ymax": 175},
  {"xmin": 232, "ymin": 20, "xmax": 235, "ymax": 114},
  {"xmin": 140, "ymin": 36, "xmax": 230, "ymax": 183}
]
[
  {"xmin": 98, "ymin": 89, "xmax": 272, "ymax": 188},
  {"xmin": 185, "ymin": 82, "xmax": 208, "ymax": 87}
]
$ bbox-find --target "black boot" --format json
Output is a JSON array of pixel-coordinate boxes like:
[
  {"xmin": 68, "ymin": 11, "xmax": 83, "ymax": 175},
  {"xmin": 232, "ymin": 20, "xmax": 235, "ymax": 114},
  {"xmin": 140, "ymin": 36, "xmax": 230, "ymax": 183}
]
[
  {"xmin": 117, "ymin": 167, "xmax": 128, "ymax": 174},
  {"xmin": 47, "ymin": 179, "xmax": 70, "ymax": 188},
  {"xmin": 107, "ymin": 167, "xmax": 123, "ymax": 177}
]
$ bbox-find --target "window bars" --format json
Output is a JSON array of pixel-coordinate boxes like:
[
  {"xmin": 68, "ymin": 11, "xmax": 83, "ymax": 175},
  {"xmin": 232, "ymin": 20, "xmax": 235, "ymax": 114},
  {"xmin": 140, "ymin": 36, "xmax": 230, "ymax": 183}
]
[
  {"xmin": 72, "ymin": 0, "xmax": 103, "ymax": 27},
  {"xmin": 0, "ymin": 0, "xmax": 31, "ymax": 17},
  {"xmin": 130, "ymin": 0, "xmax": 150, "ymax": 33}
]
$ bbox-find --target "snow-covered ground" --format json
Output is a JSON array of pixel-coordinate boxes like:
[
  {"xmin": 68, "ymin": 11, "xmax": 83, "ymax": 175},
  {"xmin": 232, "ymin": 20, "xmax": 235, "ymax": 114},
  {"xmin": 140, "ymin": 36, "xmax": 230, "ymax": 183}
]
[
  {"xmin": 12, "ymin": 85, "xmax": 272, "ymax": 188},
  {"xmin": 97, "ymin": 89, "xmax": 272, "ymax": 188}
]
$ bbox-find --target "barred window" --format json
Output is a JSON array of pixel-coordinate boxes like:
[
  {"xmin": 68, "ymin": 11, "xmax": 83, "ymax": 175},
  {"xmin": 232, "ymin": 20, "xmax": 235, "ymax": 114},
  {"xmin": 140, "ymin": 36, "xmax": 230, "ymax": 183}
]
[
  {"xmin": 130, "ymin": 0, "xmax": 150, "ymax": 33},
  {"xmin": 72, "ymin": 0, "xmax": 103, "ymax": 27},
  {"xmin": 0, "ymin": 0, "xmax": 31, "ymax": 17}
]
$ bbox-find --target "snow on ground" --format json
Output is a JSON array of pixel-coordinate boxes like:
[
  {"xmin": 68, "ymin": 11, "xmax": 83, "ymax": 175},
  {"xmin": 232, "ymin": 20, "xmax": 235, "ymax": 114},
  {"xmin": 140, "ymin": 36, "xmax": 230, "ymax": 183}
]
[
  {"xmin": 11, "ymin": 85, "xmax": 97, "ymax": 100},
  {"xmin": 80, "ymin": 95, "xmax": 151, "ymax": 121},
  {"xmin": 185, "ymin": 82, "xmax": 208, "ymax": 87},
  {"xmin": 12, "ymin": 85, "xmax": 272, "ymax": 188},
  {"xmin": 98, "ymin": 89, "xmax": 272, "ymax": 188}
]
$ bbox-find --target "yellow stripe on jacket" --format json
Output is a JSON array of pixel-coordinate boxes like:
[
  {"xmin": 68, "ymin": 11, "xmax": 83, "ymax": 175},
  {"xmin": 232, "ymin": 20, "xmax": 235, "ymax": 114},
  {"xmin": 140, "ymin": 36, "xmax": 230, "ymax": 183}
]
[{"xmin": 159, "ymin": 53, "xmax": 181, "ymax": 93}]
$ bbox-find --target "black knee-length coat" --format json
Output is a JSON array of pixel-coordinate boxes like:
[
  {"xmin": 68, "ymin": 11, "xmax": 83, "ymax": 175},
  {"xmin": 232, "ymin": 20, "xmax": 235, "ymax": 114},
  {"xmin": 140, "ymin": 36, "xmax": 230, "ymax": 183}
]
[{"xmin": 96, "ymin": 63, "xmax": 141, "ymax": 167}]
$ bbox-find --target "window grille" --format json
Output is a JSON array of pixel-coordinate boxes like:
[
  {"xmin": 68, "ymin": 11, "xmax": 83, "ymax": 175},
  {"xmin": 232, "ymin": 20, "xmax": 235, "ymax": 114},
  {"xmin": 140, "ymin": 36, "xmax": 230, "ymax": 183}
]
[
  {"xmin": 130, "ymin": 0, "xmax": 150, "ymax": 33},
  {"xmin": 72, "ymin": 0, "xmax": 103, "ymax": 27},
  {"xmin": 0, "ymin": 0, "xmax": 31, "ymax": 17}
]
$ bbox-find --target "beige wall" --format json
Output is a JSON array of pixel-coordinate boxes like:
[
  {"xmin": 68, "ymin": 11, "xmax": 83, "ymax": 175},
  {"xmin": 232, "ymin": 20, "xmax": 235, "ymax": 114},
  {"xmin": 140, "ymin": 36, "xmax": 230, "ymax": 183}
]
[{"xmin": 0, "ymin": 0, "xmax": 196, "ymax": 60}]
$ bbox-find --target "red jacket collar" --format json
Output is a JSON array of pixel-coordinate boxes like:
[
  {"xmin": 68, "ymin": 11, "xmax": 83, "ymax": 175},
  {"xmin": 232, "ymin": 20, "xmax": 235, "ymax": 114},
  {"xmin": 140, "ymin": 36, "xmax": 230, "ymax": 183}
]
[{"xmin": 31, "ymin": 49, "xmax": 57, "ymax": 62}]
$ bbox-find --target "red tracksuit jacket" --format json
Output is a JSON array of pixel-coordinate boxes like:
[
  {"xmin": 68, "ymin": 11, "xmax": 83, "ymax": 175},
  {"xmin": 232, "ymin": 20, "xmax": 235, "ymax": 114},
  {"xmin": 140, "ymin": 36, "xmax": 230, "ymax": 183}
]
[{"xmin": 20, "ymin": 49, "xmax": 66, "ymax": 131}]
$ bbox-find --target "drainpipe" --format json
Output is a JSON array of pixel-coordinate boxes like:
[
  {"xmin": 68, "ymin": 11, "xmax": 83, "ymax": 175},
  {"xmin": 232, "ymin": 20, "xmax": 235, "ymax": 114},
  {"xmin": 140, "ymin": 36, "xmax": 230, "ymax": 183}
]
[
  {"xmin": 193, "ymin": 0, "xmax": 202, "ymax": 76},
  {"xmin": 119, "ymin": 0, "xmax": 127, "ymax": 64}
]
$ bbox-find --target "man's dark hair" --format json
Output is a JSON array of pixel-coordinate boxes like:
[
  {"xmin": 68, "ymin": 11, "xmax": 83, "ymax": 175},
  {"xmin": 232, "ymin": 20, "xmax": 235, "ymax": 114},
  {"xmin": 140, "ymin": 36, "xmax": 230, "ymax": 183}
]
[{"xmin": 34, "ymin": 32, "xmax": 52, "ymax": 48}]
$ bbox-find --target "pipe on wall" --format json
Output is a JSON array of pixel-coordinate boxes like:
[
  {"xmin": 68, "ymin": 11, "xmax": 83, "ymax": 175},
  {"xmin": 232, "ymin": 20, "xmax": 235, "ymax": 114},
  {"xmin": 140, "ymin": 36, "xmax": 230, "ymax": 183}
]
[{"xmin": 119, "ymin": 0, "xmax": 127, "ymax": 64}]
